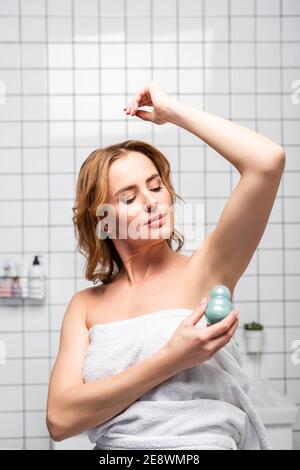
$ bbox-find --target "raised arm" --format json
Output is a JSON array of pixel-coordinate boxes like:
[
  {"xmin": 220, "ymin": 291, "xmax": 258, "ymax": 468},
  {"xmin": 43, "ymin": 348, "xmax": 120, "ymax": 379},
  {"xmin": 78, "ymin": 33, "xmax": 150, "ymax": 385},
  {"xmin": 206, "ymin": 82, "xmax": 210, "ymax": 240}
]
[
  {"xmin": 124, "ymin": 81, "xmax": 286, "ymax": 293},
  {"xmin": 163, "ymin": 98, "xmax": 286, "ymax": 293}
]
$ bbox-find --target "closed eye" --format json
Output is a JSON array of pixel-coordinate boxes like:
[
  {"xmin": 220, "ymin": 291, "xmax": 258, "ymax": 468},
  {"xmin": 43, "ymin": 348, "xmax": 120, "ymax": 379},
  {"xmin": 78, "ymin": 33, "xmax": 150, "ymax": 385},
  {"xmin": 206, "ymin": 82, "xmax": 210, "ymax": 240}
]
[{"xmin": 123, "ymin": 186, "xmax": 163, "ymax": 205}]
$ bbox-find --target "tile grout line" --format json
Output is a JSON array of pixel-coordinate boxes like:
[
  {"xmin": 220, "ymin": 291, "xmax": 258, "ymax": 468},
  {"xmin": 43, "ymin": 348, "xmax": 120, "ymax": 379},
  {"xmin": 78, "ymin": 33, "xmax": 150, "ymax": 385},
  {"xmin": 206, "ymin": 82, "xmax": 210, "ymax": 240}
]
[
  {"xmin": 17, "ymin": 0, "xmax": 25, "ymax": 451},
  {"xmin": 45, "ymin": 0, "xmax": 51, "ymax": 450}
]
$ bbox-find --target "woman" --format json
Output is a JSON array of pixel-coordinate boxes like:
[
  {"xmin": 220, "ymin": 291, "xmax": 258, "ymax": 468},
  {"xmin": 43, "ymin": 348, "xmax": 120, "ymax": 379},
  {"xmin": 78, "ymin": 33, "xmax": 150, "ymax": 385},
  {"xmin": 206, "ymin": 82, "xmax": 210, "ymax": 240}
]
[{"xmin": 46, "ymin": 81, "xmax": 285, "ymax": 449}]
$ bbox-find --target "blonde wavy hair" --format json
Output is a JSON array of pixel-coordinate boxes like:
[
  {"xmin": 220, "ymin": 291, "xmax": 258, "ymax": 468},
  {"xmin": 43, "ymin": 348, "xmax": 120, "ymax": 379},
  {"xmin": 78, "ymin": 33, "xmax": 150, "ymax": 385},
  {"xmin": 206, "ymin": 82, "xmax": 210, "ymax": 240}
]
[{"xmin": 72, "ymin": 139, "xmax": 185, "ymax": 285}]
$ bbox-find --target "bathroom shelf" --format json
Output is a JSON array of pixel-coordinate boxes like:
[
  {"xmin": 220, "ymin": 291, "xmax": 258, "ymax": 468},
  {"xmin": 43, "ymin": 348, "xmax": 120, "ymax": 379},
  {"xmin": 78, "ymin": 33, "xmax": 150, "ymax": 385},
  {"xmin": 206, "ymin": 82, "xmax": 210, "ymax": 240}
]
[
  {"xmin": 0, "ymin": 296, "xmax": 46, "ymax": 306},
  {"xmin": 0, "ymin": 275, "xmax": 47, "ymax": 306}
]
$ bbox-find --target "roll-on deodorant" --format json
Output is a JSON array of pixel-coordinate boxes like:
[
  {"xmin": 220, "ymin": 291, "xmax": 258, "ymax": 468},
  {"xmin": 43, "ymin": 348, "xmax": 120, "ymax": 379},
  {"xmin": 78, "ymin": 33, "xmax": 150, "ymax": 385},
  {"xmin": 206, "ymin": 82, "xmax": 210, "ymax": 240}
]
[{"xmin": 205, "ymin": 285, "xmax": 233, "ymax": 325}]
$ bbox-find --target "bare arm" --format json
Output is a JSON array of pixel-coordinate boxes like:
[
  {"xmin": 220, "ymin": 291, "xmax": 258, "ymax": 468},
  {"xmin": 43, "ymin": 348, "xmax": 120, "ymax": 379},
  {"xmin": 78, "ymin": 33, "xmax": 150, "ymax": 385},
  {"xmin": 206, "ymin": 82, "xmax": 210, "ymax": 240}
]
[
  {"xmin": 164, "ymin": 98, "xmax": 285, "ymax": 174},
  {"xmin": 125, "ymin": 82, "xmax": 286, "ymax": 292},
  {"xmin": 46, "ymin": 291, "xmax": 179, "ymax": 442},
  {"xmin": 162, "ymin": 98, "xmax": 286, "ymax": 292}
]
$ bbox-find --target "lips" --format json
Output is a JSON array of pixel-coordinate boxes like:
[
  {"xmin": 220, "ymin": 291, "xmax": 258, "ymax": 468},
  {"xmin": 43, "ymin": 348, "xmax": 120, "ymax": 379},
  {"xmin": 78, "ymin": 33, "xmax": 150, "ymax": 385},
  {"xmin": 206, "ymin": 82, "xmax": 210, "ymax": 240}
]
[{"xmin": 144, "ymin": 213, "xmax": 166, "ymax": 226}]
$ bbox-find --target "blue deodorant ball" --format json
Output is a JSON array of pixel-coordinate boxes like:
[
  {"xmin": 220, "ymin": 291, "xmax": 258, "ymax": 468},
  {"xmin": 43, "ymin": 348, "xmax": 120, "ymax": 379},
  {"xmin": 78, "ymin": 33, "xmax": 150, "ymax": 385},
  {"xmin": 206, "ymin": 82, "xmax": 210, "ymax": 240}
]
[{"xmin": 205, "ymin": 285, "xmax": 233, "ymax": 325}]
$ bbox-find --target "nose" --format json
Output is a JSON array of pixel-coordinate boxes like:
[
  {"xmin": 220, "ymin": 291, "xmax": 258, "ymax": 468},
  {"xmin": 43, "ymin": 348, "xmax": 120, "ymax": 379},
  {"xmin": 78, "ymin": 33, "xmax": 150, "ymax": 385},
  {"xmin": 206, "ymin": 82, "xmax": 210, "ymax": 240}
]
[
  {"xmin": 144, "ymin": 201, "xmax": 158, "ymax": 214},
  {"xmin": 143, "ymin": 191, "xmax": 159, "ymax": 213}
]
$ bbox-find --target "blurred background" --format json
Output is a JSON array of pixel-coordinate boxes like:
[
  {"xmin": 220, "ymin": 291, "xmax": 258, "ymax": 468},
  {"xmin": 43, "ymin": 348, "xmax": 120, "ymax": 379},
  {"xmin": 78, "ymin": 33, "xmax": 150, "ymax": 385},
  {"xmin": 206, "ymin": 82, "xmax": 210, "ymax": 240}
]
[{"xmin": 0, "ymin": 0, "xmax": 299, "ymax": 450}]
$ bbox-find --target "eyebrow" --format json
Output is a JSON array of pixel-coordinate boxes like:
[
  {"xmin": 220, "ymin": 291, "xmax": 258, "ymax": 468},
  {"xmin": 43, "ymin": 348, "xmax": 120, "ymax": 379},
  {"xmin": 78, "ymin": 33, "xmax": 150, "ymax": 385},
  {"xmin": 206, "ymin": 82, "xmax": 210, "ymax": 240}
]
[{"xmin": 114, "ymin": 173, "xmax": 161, "ymax": 197}]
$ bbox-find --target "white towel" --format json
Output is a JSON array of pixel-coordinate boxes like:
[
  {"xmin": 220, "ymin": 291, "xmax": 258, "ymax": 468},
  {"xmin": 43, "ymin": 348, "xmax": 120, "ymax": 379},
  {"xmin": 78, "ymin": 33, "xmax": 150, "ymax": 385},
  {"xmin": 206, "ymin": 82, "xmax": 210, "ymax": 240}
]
[{"xmin": 83, "ymin": 308, "xmax": 272, "ymax": 450}]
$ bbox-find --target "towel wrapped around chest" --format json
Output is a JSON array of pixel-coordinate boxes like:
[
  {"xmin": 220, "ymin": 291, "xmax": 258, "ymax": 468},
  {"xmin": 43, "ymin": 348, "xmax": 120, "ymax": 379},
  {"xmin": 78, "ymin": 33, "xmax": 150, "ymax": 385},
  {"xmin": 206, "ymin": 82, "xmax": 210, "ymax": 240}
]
[{"xmin": 83, "ymin": 309, "xmax": 272, "ymax": 450}]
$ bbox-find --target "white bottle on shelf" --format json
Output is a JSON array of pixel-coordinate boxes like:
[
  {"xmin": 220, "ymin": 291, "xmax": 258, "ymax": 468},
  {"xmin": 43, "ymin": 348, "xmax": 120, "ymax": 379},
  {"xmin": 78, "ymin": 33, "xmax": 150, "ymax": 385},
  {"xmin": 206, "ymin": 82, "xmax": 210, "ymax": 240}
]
[
  {"xmin": 17, "ymin": 260, "xmax": 29, "ymax": 298},
  {"xmin": 28, "ymin": 255, "xmax": 45, "ymax": 300}
]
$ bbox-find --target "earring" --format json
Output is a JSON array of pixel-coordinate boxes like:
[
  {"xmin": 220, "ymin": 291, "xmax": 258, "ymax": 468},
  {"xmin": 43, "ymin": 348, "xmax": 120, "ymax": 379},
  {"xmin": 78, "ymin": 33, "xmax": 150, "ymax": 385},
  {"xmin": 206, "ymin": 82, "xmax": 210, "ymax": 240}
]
[
  {"xmin": 97, "ymin": 221, "xmax": 110, "ymax": 239},
  {"xmin": 103, "ymin": 224, "xmax": 111, "ymax": 238}
]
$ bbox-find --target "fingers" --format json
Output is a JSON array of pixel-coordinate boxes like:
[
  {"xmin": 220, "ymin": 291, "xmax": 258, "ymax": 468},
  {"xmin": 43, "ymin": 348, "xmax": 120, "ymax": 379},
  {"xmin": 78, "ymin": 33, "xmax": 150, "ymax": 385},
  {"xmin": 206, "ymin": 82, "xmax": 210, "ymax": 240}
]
[
  {"xmin": 185, "ymin": 298, "xmax": 208, "ymax": 327},
  {"xmin": 134, "ymin": 110, "xmax": 152, "ymax": 121},
  {"xmin": 123, "ymin": 102, "xmax": 134, "ymax": 115},
  {"xmin": 203, "ymin": 309, "xmax": 238, "ymax": 341},
  {"xmin": 124, "ymin": 80, "xmax": 166, "ymax": 116},
  {"xmin": 124, "ymin": 84, "xmax": 154, "ymax": 116},
  {"xmin": 213, "ymin": 313, "xmax": 239, "ymax": 341},
  {"xmin": 124, "ymin": 97, "xmax": 150, "ymax": 116},
  {"xmin": 134, "ymin": 85, "xmax": 150, "ymax": 106},
  {"xmin": 206, "ymin": 316, "xmax": 239, "ymax": 354},
  {"xmin": 123, "ymin": 94, "xmax": 148, "ymax": 116},
  {"xmin": 134, "ymin": 88, "xmax": 151, "ymax": 108}
]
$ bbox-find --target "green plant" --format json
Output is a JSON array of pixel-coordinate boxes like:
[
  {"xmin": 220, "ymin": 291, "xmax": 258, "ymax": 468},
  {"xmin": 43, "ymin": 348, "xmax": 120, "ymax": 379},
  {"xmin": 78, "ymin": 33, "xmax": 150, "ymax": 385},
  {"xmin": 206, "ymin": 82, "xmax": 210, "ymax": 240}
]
[{"xmin": 244, "ymin": 321, "xmax": 263, "ymax": 331}]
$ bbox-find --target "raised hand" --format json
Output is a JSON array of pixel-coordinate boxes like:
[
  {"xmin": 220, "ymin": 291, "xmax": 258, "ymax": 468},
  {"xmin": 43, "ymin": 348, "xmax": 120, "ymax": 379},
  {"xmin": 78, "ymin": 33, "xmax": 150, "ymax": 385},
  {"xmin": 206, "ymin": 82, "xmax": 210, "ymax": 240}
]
[{"xmin": 123, "ymin": 80, "xmax": 172, "ymax": 125}]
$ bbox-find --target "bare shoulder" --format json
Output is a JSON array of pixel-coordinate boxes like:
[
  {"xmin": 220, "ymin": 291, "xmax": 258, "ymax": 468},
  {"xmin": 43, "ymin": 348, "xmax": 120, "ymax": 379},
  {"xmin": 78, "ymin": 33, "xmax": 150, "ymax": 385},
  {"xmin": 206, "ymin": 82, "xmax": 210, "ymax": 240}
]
[
  {"xmin": 59, "ymin": 288, "xmax": 107, "ymax": 355},
  {"xmin": 67, "ymin": 285, "xmax": 104, "ymax": 312},
  {"xmin": 48, "ymin": 288, "xmax": 97, "ymax": 403},
  {"xmin": 60, "ymin": 286, "xmax": 101, "ymax": 333},
  {"xmin": 71, "ymin": 284, "xmax": 108, "ymax": 327}
]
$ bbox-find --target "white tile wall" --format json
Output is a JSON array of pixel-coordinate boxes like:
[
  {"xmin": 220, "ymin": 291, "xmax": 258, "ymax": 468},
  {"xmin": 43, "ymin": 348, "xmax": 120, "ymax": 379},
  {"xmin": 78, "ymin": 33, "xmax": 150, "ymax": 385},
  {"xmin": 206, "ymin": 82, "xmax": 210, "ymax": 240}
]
[{"xmin": 0, "ymin": 0, "xmax": 299, "ymax": 450}]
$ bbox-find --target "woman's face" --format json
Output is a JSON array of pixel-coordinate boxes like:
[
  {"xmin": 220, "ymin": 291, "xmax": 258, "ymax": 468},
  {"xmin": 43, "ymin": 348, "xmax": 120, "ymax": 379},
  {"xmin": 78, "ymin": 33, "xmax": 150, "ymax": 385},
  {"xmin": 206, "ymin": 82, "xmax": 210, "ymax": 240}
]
[{"xmin": 103, "ymin": 151, "xmax": 174, "ymax": 242}]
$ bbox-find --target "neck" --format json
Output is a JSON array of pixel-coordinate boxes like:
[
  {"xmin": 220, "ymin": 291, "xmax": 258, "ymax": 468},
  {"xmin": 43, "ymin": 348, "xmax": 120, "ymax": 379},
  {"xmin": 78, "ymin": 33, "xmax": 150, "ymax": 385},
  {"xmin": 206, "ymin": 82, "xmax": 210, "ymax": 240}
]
[{"xmin": 113, "ymin": 239, "xmax": 177, "ymax": 286}]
